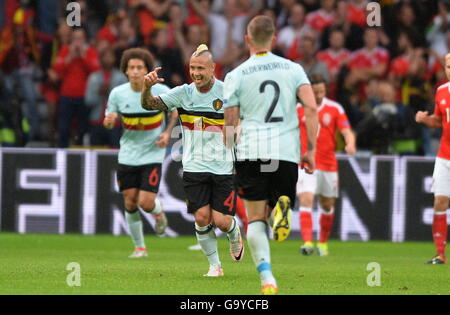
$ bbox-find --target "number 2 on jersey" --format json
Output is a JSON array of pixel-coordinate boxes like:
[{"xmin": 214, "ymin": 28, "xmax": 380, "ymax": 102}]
[{"xmin": 260, "ymin": 80, "xmax": 283, "ymax": 123}]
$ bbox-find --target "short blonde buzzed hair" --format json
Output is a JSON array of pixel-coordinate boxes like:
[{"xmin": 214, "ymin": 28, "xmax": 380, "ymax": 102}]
[{"xmin": 247, "ymin": 16, "xmax": 275, "ymax": 47}]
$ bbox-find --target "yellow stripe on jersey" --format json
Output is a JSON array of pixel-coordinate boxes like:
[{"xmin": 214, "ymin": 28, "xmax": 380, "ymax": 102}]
[
  {"xmin": 122, "ymin": 113, "xmax": 164, "ymax": 127},
  {"xmin": 179, "ymin": 114, "xmax": 224, "ymax": 126}
]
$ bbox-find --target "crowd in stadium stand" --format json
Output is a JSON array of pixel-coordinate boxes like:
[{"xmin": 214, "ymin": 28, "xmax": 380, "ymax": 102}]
[{"xmin": 0, "ymin": 0, "xmax": 448, "ymax": 155}]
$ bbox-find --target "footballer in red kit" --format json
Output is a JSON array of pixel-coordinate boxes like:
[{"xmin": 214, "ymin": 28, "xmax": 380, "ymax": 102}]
[
  {"xmin": 297, "ymin": 75, "xmax": 356, "ymax": 257},
  {"xmin": 416, "ymin": 53, "xmax": 450, "ymax": 264},
  {"xmin": 304, "ymin": 0, "xmax": 336, "ymax": 34}
]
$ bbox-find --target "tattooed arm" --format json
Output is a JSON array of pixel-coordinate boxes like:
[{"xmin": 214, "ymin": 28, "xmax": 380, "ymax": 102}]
[
  {"xmin": 141, "ymin": 89, "xmax": 168, "ymax": 111},
  {"xmin": 141, "ymin": 67, "xmax": 169, "ymax": 111}
]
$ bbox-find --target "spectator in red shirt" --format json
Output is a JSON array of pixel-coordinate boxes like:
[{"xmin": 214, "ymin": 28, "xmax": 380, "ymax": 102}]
[
  {"xmin": 388, "ymin": 30, "xmax": 422, "ymax": 100},
  {"xmin": 345, "ymin": 27, "xmax": 390, "ymax": 101},
  {"xmin": 304, "ymin": 0, "xmax": 336, "ymax": 36},
  {"xmin": 317, "ymin": 27, "xmax": 350, "ymax": 84},
  {"xmin": 52, "ymin": 28, "xmax": 100, "ymax": 147},
  {"xmin": 347, "ymin": 0, "xmax": 367, "ymax": 28},
  {"xmin": 96, "ymin": 10, "xmax": 126, "ymax": 47},
  {"xmin": 128, "ymin": 0, "xmax": 174, "ymax": 44},
  {"xmin": 317, "ymin": 27, "xmax": 350, "ymax": 98}
]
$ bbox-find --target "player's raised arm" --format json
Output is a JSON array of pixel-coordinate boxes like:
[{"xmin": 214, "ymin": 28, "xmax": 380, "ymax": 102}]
[
  {"xmin": 416, "ymin": 111, "xmax": 442, "ymax": 129},
  {"xmin": 141, "ymin": 67, "xmax": 168, "ymax": 111},
  {"xmin": 298, "ymin": 84, "xmax": 319, "ymax": 173}
]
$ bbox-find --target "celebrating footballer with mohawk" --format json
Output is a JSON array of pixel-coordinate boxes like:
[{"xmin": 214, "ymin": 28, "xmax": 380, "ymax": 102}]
[{"xmin": 142, "ymin": 44, "xmax": 247, "ymax": 277}]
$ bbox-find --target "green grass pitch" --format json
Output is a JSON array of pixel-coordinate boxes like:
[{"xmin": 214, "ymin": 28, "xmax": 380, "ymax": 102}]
[{"xmin": 0, "ymin": 233, "xmax": 448, "ymax": 295}]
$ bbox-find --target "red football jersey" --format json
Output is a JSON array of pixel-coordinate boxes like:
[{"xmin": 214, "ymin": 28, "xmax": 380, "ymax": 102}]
[
  {"xmin": 348, "ymin": 47, "xmax": 390, "ymax": 70},
  {"xmin": 317, "ymin": 49, "xmax": 351, "ymax": 77},
  {"xmin": 298, "ymin": 98, "xmax": 351, "ymax": 172},
  {"xmin": 434, "ymin": 82, "xmax": 450, "ymax": 160},
  {"xmin": 305, "ymin": 9, "xmax": 335, "ymax": 33},
  {"xmin": 348, "ymin": 3, "xmax": 367, "ymax": 27},
  {"xmin": 389, "ymin": 56, "xmax": 410, "ymax": 77}
]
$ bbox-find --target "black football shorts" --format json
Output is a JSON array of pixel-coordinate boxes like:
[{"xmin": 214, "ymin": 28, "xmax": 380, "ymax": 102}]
[
  {"xmin": 183, "ymin": 172, "xmax": 236, "ymax": 215},
  {"xmin": 234, "ymin": 160, "xmax": 298, "ymax": 209},
  {"xmin": 117, "ymin": 163, "xmax": 162, "ymax": 193}
]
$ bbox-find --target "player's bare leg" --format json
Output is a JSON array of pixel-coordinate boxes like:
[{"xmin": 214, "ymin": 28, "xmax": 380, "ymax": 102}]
[
  {"xmin": 428, "ymin": 196, "xmax": 449, "ymax": 264},
  {"xmin": 299, "ymin": 192, "xmax": 315, "ymax": 256},
  {"xmin": 317, "ymin": 196, "xmax": 336, "ymax": 257},
  {"xmin": 266, "ymin": 205, "xmax": 273, "ymax": 226},
  {"xmin": 123, "ymin": 189, "xmax": 148, "ymax": 258},
  {"xmin": 139, "ymin": 191, "xmax": 167, "ymax": 236},
  {"xmin": 194, "ymin": 206, "xmax": 223, "ymax": 276},
  {"xmin": 236, "ymin": 197, "xmax": 249, "ymax": 233},
  {"xmin": 213, "ymin": 211, "xmax": 244, "ymax": 262},
  {"xmin": 245, "ymin": 199, "xmax": 278, "ymax": 295}
]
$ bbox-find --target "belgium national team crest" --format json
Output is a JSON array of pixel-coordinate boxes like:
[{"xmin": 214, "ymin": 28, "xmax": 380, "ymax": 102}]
[{"xmin": 213, "ymin": 99, "xmax": 223, "ymax": 111}]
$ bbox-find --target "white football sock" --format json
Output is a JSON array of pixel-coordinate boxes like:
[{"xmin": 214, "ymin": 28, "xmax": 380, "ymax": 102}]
[
  {"xmin": 125, "ymin": 210, "xmax": 146, "ymax": 249},
  {"xmin": 150, "ymin": 198, "xmax": 163, "ymax": 215},
  {"xmin": 247, "ymin": 221, "xmax": 274, "ymax": 281},
  {"xmin": 227, "ymin": 217, "xmax": 240, "ymax": 242},
  {"xmin": 195, "ymin": 223, "xmax": 221, "ymax": 267}
]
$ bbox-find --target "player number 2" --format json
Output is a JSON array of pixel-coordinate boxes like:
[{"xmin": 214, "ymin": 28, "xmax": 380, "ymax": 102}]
[{"xmin": 260, "ymin": 80, "xmax": 283, "ymax": 123}]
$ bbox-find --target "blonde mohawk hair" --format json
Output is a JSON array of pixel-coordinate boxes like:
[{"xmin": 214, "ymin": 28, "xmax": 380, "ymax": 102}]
[{"xmin": 192, "ymin": 44, "xmax": 209, "ymax": 57}]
